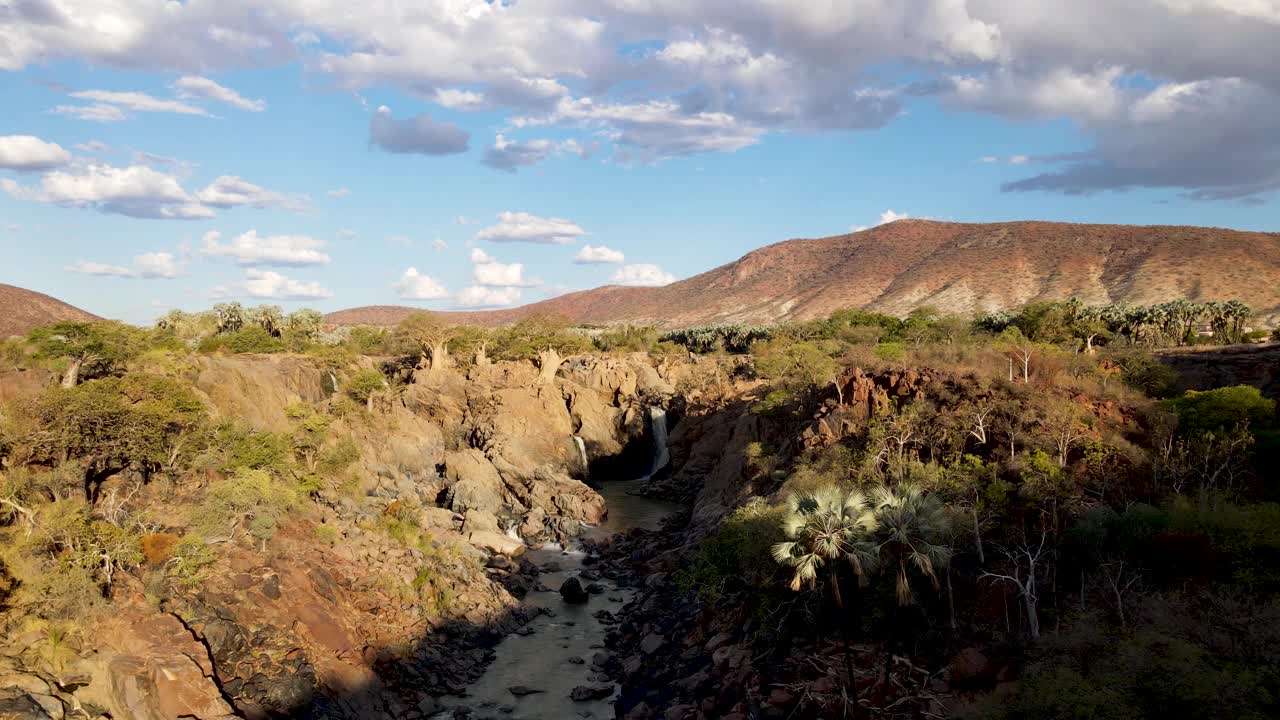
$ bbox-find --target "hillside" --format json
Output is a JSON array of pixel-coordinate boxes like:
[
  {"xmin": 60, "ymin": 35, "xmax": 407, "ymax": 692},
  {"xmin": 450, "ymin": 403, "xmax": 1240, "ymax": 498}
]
[
  {"xmin": 328, "ymin": 220, "xmax": 1280, "ymax": 327},
  {"xmin": 0, "ymin": 283, "xmax": 100, "ymax": 337}
]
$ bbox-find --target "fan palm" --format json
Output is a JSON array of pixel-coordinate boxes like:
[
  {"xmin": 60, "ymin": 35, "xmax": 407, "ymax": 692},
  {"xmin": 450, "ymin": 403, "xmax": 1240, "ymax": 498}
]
[
  {"xmin": 772, "ymin": 486, "xmax": 880, "ymax": 687},
  {"xmin": 869, "ymin": 482, "xmax": 952, "ymax": 606}
]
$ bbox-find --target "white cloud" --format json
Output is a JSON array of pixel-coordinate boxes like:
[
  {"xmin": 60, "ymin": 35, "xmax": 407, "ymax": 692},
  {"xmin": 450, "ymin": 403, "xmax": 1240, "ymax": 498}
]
[
  {"xmin": 239, "ymin": 269, "xmax": 332, "ymax": 300},
  {"xmin": 435, "ymin": 88, "xmax": 487, "ymax": 110},
  {"xmin": 1008, "ymin": 155, "xmax": 1029, "ymax": 165},
  {"xmin": 196, "ymin": 176, "xmax": 309, "ymax": 211},
  {"xmin": 455, "ymin": 215, "xmax": 477, "ymax": 225},
  {"xmin": 201, "ymin": 230, "xmax": 331, "ymax": 266},
  {"xmin": 51, "ymin": 104, "xmax": 128, "ymax": 122},
  {"xmin": 482, "ymin": 133, "xmax": 593, "ymax": 172},
  {"xmin": 432, "ymin": 238, "xmax": 449, "ymax": 252},
  {"xmin": 574, "ymin": 244, "xmax": 624, "ymax": 264},
  {"xmin": 470, "ymin": 248, "xmax": 495, "ymax": 264},
  {"xmin": 476, "ymin": 211, "xmax": 586, "ymax": 244},
  {"xmin": 1, "ymin": 163, "xmax": 213, "ymax": 219},
  {"xmin": 326, "ymin": 188, "xmax": 351, "ymax": 198},
  {"xmin": 369, "ymin": 106, "xmax": 469, "ymax": 155},
  {"xmin": 611, "ymin": 263, "xmax": 675, "ymax": 287},
  {"xmin": 977, "ymin": 156, "xmax": 998, "ymax": 164},
  {"xmin": 75, "ymin": 141, "xmax": 112, "ymax": 153},
  {"xmin": 67, "ymin": 251, "xmax": 182, "ymax": 279},
  {"xmin": 474, "ymin": 260, "xmax": 533, "ymax": 287},
  {"xmin": 879, "ymin": 209, "xmax": 909, "ymax": 224},
  {"xmin": 173, "ymin": 75, "xmax": 265, "ymax": 111},
  {"xmin": 336, "ymin": 229, "xmax": 358, "ymax": 239},
  {"xmin": 455, "ymin": 286, "xmax": 522, "ymax": 308},
  {"xmin": 66, "ymin": 89, "xmax": 211, "ymax": 117},
  {"xmin": 0, "ymin": 135, "xmax": 71, "ymax": 171},
  {"xmin": 393, "ymin": 267, "xmax": 449, "ymax": 300}
]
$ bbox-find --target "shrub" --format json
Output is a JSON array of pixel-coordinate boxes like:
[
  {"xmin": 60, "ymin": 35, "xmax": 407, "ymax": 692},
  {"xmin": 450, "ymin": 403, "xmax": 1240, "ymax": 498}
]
[
  {"xmin": 141, "ymin": 532, "xmax": 180, "ymax": 567},
  {"xmin": 167, "ymin": 536, "xmax": 216, "ymax": 587},
  {"xmin": 1164, "ymin": 386, "xmax": 1275, "ymax": 436},
  {"xmin": 198, "ymin": 326, "xmax": 286, "ymax": 354},
  {"xmin": 677, "ymin": 498, "xmax": 786, "ymax": 603},
  {"xmin": 346, "ymin": 369, "xmax": 387, "ymax": 408},
  {"xmin": 314, "ymin": 525, "xmax": 340, "ymax": 545},
  {"xmin": 192, "ymin": 468, "xmax": 299, "ymax": 542}
]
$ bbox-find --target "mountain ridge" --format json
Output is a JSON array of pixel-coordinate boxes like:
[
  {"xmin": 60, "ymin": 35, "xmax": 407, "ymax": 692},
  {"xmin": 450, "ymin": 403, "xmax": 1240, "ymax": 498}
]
[
  {"xmin": 327, "ymin": 219, "xmax": 1280, "ymax": 327},
  {"xmin": 0, "ymin": 283, "xmax": 101, "ymax": 337}
]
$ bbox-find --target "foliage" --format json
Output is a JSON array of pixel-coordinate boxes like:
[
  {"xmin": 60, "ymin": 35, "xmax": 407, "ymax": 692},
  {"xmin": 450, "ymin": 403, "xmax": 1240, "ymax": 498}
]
[
  {"xmin": 771, "ymin": 487, "xmax": 879, "ymax": 593},
  {"xmin": 661, "ymin": 325, "xmax": 772, "ymax": 354},
  {"xmin": 166, "ymin": 535, "xmax": 215, "ymax": 587},
  {"xmin": 491, "ymin": 313, "xmax": 591, "ymax": 360},
  {"xmin": 28, "ymin": 321, "xmax": 143, "ymax": 385},
  {"xmin": 678, "ymin": 499, "xmax": 787, "ymax": 603},
  {"xmin": 1164, "ymin": 385, "xmax": 1275, "ymax": 436},
  {"xmin": 197, "ymin": 325, "xmax": 286, "ymax": 354},
  {"xmin": 1167, "ymin": 497, "xmax": 1280, "ymax": 592},
  {"xmin": 345, "ymin": 368, "xmax": 388, "ymax": 407},
  {"xmin": 592, "ymin": 325, "xmax": 660, "ymax": 353},
  {"xmin": 869, "ymin": 482, "xmax": 952, "ymax": 605},
  {"xmin": 191, "ymin": 468, "xmax": 299, "ymax": 542}
]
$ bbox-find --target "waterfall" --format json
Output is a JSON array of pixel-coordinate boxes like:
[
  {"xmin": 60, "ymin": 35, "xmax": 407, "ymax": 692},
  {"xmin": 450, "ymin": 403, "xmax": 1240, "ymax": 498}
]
[
  {"xmin": 328, "ymin": 371, "xmax": 339, "ymax": 394},
  {"xmin": 505, "ymin": 522, "xmax": 522, "ymax": 541},
  {"xmin": 649, "ymin": 406, "xmax": 670, "ymax": 475},
  {"xmin": 573, "ymin": 436, "xmax": 589, "ymax": 474}
]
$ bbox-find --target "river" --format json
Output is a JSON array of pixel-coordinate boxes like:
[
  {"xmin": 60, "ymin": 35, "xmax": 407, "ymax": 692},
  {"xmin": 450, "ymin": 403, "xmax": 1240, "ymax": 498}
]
[{"xmin": 437, "ymin": 477, "xmax": 677, "ymax": 719}]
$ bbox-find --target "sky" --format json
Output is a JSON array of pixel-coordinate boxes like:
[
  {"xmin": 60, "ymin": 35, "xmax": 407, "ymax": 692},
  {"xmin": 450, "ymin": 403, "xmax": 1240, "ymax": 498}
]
[{"xmin": 1, "ymin": 1, "xmax": 1279, "ymax": 324}]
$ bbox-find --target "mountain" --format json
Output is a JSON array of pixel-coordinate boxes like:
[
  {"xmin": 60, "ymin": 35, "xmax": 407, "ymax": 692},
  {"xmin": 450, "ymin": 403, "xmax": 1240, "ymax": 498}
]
[
  {"xmin": 0, "ymin": 284, "xmax": 101, "ymax": 338},
  {"xmin": 329, "ymin": 219, "xmax": 1280, "ymax": 327}
]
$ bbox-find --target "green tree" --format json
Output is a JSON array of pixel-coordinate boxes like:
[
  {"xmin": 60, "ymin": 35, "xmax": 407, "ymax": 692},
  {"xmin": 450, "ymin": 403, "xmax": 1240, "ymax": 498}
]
[
  {"xmin": 396, "ymin": 312, "xmax": 457, "ymax": 373},
  {"xmin": 212, "ymin": 302, "xmax": 245, "ymax": 334},
  {"xmin": 285, "ymin": 308, "xmax": 324, "ymax": 341},
  {"xmin": 870, "ymin": 482, "xmax": 952, "ymax": 606},
  {"xmin": 753, "ymin": 340, "xmax": 841, "ymax": 403},
  {"xmin": 28, "ymin": 321, "xmax": 142, "ymax": 387}
]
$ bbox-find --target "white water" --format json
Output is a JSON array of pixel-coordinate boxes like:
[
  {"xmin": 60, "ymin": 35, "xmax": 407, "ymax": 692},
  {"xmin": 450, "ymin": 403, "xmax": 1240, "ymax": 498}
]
[
  {"xmin": 649, "ymin": 406, "xmax": 670, "ymax": 475},
  {"xmin": 573, "ymin": 435, "xmax": 589, "ymax": 475}
]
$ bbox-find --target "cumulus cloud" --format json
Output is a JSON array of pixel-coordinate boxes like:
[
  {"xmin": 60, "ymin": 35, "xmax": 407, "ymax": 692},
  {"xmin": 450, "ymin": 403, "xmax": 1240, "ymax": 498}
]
[
  {"xmin": 574, "ymin": 244, "xmax": 624, "ymax": 264},
  {"xmin": 2, "ymin": 161, "xmax": 306, "ymax": 219},
  {"xmin": 1, "ymin": 163, "xmax": 213, "ymax": 219},
  {"xmin": 369, "ymin": 106, "xmax": 469, "ymax": 156},
  {"xmin": 431, "ymin": 238, "xmax": 448, "ymax": 252},
  {"xmin": 238, "ymin": 269, "xmax": 332, "ymax": 300},
  {"xmin": 195, "ymin": 176, "xmax": 309, "ymax": 211},
  {"xmin": 454, "ymin": 286, "xmax": 523, "ymax": 308},
  {"xmin": 469, "ymin": 247, "xmax": 535, "ymax": 287},
  {"xmin": 482, "ymin": 133, "xmax": 593, "ymax": 172},
  {"xmin": 0, "ymin": 135, "xmax": 71, "ymax": 171},
  {"xmin": 67, "ymin": 251, "xmax": 183, "ymax": 279},
  {"xmin": 173, "ymin": 75, "xmax": 265, "ymax": 111},
  {"xmin": 476, "ymin": 211, "xmax": 586, "ymax": 244},
  {"xmin": 5, "ymin": 0, "xmax": 1280, "ymax": 198},
  {"xmin": 393, "ymin": 267, "xmax": 449, "ymax": 300},
  {"xmin": 879, "ymin": 209, "xmax": 909, "ymax": 224},
  {"xmin": 470, "ymin": 248, "xmax": 495, "ymax": 264},
  {"xmin": 201, "ymin": 230, "xmax": 331, "ymax": 266},
  {"xmin": 611, "ymin": 263, "xmax": 676, "ymax": 287}
]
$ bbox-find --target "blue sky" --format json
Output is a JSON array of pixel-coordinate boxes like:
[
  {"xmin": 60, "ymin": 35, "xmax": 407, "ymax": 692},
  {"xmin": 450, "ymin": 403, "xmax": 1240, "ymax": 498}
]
[{"xmin": 1, "ymin": 1, "xmax": 1278, "ymax": 324}]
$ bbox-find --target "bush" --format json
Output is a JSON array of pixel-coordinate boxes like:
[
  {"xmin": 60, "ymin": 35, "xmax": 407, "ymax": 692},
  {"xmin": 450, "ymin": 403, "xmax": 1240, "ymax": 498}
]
[
  {"xmin": 592, "ymin": 325, "xmax": 660, "ymax": 353},
  {"xmin": 677, "ymin": 499, "xmax": 786, "ymax": 603},
  {"xmin": 167, "ymin": 536, "xmax": 215, "ymax": 587},
  {"xmin": 197, "ymin": 326, "xmax": 286, "ymax": 354},
  {"xmin": 141, "ymin": 532, "xmax": 180, "ymax": 567},
  {"xmin": 191, "ymin": 468, "xmax": 299, "ymax": 542},
  {"xmin": 1164, "ymin": 386, "xmax": 1275, "ymax": 436},
  {"xmin": 346, "ymin": 369, "xmax": 387, "ymax": 408}
]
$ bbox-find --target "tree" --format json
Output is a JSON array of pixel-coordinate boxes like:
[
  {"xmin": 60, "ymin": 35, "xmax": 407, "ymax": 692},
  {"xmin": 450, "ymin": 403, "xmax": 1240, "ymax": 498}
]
[
  {"xmin": 771, "ymin": 487, "xmax": 879, "ymax": 685},
  {"xmin": 980, "ymin": 531, "xmax": 1051, "ymax": 639},
  {"xmin": 1041, "ymin": 398, "xmax": 1092, "ymax": 467},
  {"xmin": 753, "ymin": 340, "xmax": 841, "ymax": 404},
  {"xmin": 247, "ymin": 305, "xmax": 284, "ymax": 337},
  {"xmin": 998, "ymin": 327, "xmax": 1035, "ymax": 383},
  {"xmin": 870, "ymin": 482, "xmax": 952, "ymax": 606},
  {"xmin": 397, "ymin": 312, "xmax": 457, "ymax": 374},
  {"xmin": 345, "ymin": 369, "xmax": 387, "ymax": 411},
  {"xmin": 493, "ymin": 313, "xmax": 590, "ymax": 384},
  {"xmin": 28, "ymin": 321, "xmax": 141, "ymax": 388},
  {"xmin": 213, "ymin": 302, "xmax": 245, "ymax": 334},
  {"xmin": 26, "ymin": 375, "xmax": 207, "ymax": 501},
  {"xmin": 285, "ymin": 308, "xmax": 324, "ymax": 340}
]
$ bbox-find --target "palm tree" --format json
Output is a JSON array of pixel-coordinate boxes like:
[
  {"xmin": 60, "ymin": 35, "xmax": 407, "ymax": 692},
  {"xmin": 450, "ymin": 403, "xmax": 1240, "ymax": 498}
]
[
  {"xmin": 1224, "ymin": 300, "xmax": 1251, "ymax": 343},
  {"xmin": 869, "ymin": 482, "xmax": 952, "ymax": 606},
  {"xmin": 772, "ymin": 487, "xmax": 879, "ymax": 685},
  {"xmin": 869, "ymin": 482, "xmax": 952, "ymax": 685}
]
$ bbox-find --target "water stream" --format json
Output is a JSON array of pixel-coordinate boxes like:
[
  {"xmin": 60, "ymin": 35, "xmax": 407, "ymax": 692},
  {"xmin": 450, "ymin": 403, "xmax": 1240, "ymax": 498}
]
[{"xmin": 438, "ymin": 455, "xmax": 677, "ymax": 718}]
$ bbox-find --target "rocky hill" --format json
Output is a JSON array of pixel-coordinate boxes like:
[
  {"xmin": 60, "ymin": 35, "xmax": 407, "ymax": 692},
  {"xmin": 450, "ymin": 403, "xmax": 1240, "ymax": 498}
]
[
  {"xmin": 328, "ymin": 220, "xmax": 1280, "ymax": 327},
  {"xmin": 0, "ymin": 283, "xmax": 100, "ymax": 337}
]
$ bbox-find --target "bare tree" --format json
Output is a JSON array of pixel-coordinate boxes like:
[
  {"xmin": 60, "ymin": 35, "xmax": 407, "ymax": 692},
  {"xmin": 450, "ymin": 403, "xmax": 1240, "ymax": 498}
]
[{"xmin": 981, "ymin": 531, "xmax": 1051, "ymax": 639}]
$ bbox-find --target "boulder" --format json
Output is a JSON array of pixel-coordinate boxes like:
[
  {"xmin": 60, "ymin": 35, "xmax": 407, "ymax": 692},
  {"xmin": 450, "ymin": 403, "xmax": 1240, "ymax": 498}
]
[
  {"xmin": 507, "ymin": 685, "xmax": 544, "ymax": 696},
  {"xmin": 640, "ymin": 633, "xmax": 665, "ymax": 654},
  {"xmin": 570, "ymin": 685, "xmax": 614, "ymax": 702},
  {"xmin": 467, "ymin": 531, "xmax": 525, "ymax": 557},
  {"xmin": 444, "ymin": 450, "xmax": 506, "ymax": 516},
  {"xmin": 560, "ymin": 577, "xmax": 590, "ymax": 604}
]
